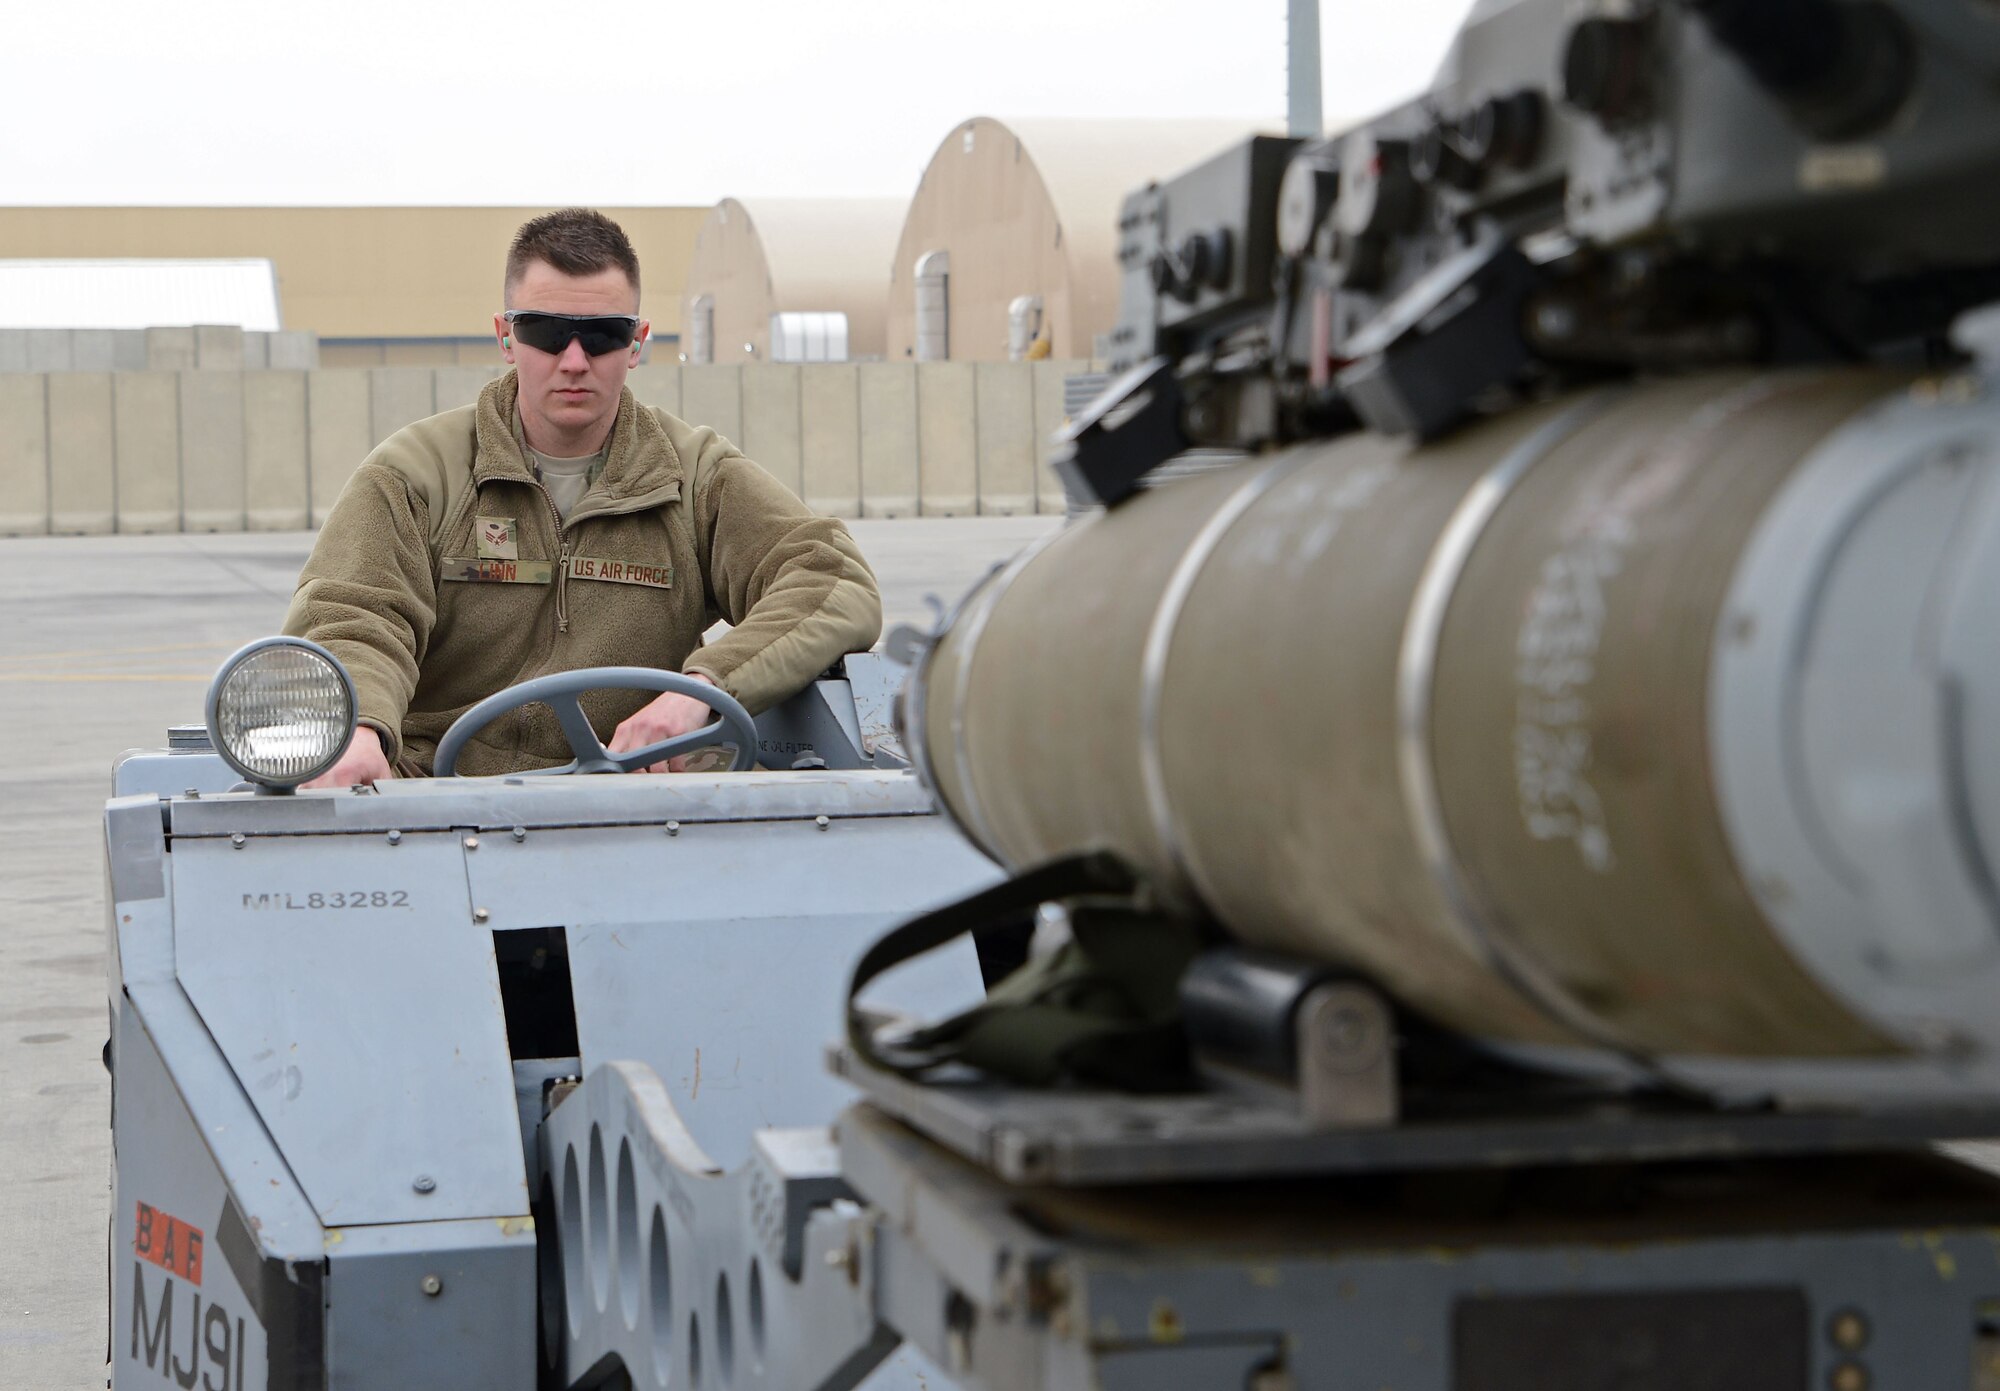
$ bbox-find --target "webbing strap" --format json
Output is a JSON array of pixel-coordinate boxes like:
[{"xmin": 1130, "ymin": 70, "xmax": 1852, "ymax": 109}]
[{"xmin": 846, "ymin": 852, "xmax": 1197, "ymax": 1090}]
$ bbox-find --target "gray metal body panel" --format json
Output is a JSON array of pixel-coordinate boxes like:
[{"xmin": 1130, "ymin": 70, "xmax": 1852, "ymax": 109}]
[
  {"xmin": 113, "ymin": 986, "xmax": 542, "ymax": 1391},
  {"xmin": 753, "ymin": 677, "xmax": 874, "ymax": 769},
  {"xmin": 113, "ymin": 995, "xmax": 288, "ymax": 1391},
  {"xmin": 836, "ymin": 1105, "xmax": 2000, "ymax": 1391},
  {"xmin": 843, "ymin": 651, "xmax": 910, "ymax": 764},
  {"xmin": 111, "ymin": 780, "xmax": 545, "ymax": 1391},
  {"xmin": 172, "ymin": 831, "xmax": 528, "ymax": 1227},
  {"xmin": 322, "ymin": 1219, "xmax": 536, "ymax": 1391}
]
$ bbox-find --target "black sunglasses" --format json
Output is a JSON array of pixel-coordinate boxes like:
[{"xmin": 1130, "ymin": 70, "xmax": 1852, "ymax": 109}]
[{"xmin": 504, "ymin": 310, "xmax": 642, "ymax": 356}]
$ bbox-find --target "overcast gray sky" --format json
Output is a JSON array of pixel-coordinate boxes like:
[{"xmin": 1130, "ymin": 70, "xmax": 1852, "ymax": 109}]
[{"xmin": 0, "ymin": 0, "xmax": 1473, "ymax": 206}]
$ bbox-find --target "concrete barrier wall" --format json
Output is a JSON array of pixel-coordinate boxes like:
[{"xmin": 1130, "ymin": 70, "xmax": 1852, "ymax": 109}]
[
  {"xmin": 0, "ymin": 376, "xmax": 50, "ymax": 535},
  {"xmin": 112, "ymin": 372, "xmax": 181, "ymax": 534},
  {"xmin": 916, "ymin": 362, "xmax": 978, "ymax": 517},
  {"xmin": 858, "ymin": 364, "xmax": 919, "ymax": 518},
  {"xmin": 47, "ymin": 373, "xmax": 116, "ymax": 534},
  {"xmin": 266, "ymin": 332, "xmax": 319, "ymax": 370},
  {"xmin": 245, "ymin": 371, "xmax": 309, "ymax": 531},
  {"xmin": 194, "ymin": 325, "xmax": 245, "ymax": 371},
  {"xmin": 75, "ymin": 329, "xmax": 146, "ymax": 372},
  {"xmin": 741, "ymin": 364, "xmax": 803, "ymax": 496},
  {"xmin": 432, "ymin": 365, "xmax": 502, "ymax": 413},
  {"xmin": 145, "ymin": 328, "xmax": 197, "ymax": 372},
  {"xmin": 181, "ymin": 372, "xmax": 247, "ymax": 531},
  {"xmin": 625, "ymin": 363, "xmax": 681, "ymax": 416},
  {"xmin": 0, "ymin": 327, "xmax": 317, "ymax": 371},
  {"xmin": 974, "ymin": 362, "xmax": 1037, "ymax": 516},
  {"xmin": 29, "ymin": 330, "xmax": 75, "ymax": 374},
  {"xmin": 801, "ymin": 364, "xmax": 861, "ymax": 517},
  {"xmin": 307, "ymin": 370, "xmax": 372, "ymax": 528},
  {"xmin": 0, "ymin": 359, "xmax": 1090, "ymax": 536},
  {"xmin": 682, "ymin": 365, "xmax": 743, "ymax": 445},
  {"xmin": 369, "ymin": 367, "xmax": 435, "ymax": 444}
]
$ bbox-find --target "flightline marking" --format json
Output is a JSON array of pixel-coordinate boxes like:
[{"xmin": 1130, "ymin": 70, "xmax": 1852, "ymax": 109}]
[
  {"xmin": 0, "ymin": 640, "xmax": 236, "ymax": 664},
  {"xmin": 0, "ymin": 672, "xmax": 210, "ymax": 683}
]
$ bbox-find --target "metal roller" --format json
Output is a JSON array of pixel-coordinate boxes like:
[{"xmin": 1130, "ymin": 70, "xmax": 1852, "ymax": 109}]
[{"xmin": 911, "ymin": 369, "xmax": 2000, "ymax": 1079}]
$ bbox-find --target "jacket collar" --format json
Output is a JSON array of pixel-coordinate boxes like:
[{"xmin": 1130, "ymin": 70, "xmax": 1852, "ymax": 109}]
[{"xmin": 474, "ymin": 370, "xmax": 685, "ymax": 506}]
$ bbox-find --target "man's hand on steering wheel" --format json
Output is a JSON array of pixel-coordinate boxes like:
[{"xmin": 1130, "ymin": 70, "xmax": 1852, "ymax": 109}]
[
  {"xmin": 432, "ymin": 667, "xmax": 754, "ymax": 777},
  {"xmin": 609, "ymin": 672, "xmax": 727, "ymax": 773}
]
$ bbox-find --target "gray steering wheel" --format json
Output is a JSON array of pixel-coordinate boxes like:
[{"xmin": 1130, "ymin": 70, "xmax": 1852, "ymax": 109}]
[{"xmin": 432, "ymin": 667, "xmax": 757, "ymax": 777}]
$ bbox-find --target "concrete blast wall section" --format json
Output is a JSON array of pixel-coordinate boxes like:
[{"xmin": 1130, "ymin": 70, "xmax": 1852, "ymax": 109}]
[
  {"xmin": 0, "ymin": 326, "xmax": 318, "ymax": 373},
  {"xmin": 0, "ymin": 361, "xmax": 1087, "ymax": 536}
]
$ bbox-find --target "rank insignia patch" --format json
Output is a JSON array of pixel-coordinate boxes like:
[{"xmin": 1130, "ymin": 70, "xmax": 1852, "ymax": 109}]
[{"xmin": 476, "ymin": 516, "xmax": 518, "ymax": 559}]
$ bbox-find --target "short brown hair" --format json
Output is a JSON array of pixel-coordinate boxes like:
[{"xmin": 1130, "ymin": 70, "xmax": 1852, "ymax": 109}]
[{"xmin": 504, "ymin": 208, "xmax": 641, "ymax": 304}]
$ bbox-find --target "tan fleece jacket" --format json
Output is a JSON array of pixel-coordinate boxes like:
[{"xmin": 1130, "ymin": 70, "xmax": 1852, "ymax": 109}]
[{"xmin": 283, "ymin": 371, "xmax": 882, "ymax": 777}]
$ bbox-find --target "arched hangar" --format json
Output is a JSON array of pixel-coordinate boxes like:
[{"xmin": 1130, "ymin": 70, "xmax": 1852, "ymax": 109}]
[
  {"xmin": 679, "ymin": 197, "xmax": 903, "ymax": 363},
  {"xmin": 885, "ymin": 117, "xmax": 1256, "ymax": 363}
]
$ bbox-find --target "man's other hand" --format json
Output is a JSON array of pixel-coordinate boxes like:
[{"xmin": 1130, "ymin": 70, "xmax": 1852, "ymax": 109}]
[
  {"xmin": 609, "ymin": 674, "xmax": 727, "ymax": 773},
  {"xmin": 303, "ymin": 724, "xmax": 395, "ymax": 789}
]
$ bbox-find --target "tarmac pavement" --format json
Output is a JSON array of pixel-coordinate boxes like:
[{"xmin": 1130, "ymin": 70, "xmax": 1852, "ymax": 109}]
[{"xmin": 0, "ymin": 517, "xmax": 1057, "ymax": 1390}]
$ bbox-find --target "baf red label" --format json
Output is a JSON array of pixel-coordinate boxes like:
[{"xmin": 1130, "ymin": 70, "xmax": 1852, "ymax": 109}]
[{"xmin": 134, "ymin": 1201, "xmax": 203, "ymax": 1285}]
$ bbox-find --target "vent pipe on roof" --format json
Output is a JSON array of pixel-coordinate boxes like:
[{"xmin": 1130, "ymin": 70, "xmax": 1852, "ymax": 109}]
[
  {"xmin": 685, "ymin": 294, "xmax": 715, "ymax": 365},
  {"xmin": 1007, "ymin": 296, "xmax": 1044, "ymax": 361},
  {"xmin": 1289, "ymin": 0, "xmax": 1323, "ymax": 137},
  {"xmin": 914, "ymin": 251, "xmax": 950, "ymax": 362}
]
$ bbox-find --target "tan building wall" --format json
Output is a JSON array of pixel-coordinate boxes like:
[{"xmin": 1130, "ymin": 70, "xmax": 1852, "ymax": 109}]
[
  {"xmin": 0, "ymin": 206, "xmax": 707, "ymax": 342},
  {"xmin": 886, "ymin": 118, "xmax": 1258, "ymax": 363},
  {"xmin": 682, "ymin": 198, "xmax": 903, "ymax": 362}
]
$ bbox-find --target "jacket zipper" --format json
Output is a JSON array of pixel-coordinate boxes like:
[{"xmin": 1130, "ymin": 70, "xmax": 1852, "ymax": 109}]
[{"xmin": 532, "ymin": 480, "xmax": 571, "ymax": 633}]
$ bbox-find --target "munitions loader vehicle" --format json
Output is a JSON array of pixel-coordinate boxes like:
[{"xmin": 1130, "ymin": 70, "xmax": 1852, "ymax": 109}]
[{"xmin": 108, "ymin": 0, "xmax": 2000, "ymax": 1387}]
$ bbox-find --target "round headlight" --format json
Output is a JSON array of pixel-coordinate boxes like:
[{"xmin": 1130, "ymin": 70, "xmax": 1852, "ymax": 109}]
[{"xmin": 204, "ymin": 638, "xmax": 358, "ymax": 791}]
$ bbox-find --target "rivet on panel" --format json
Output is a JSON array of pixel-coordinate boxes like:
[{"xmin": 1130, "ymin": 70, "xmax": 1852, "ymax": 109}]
[
  {"xmin": 666, "ymin": 821, "xmax": 681, "ymax": 837},
  {"xmin": 815, "ymin": 815, "xmax": 831, "ymax": 831},
  {"xmin": 230, "ymin": 833, "xmax": 246, "ymax": 849},
  {"xmin": 387, "ymin": 829, "xmax": 403, "ymax": 846},
  {"xmin": 412, "ymin": 1174, "xmax": 436, "ymax": 1194},
  {"xmin": 1828, "ymin": 1361, "xmax": 1869, "ymax": 1391},
  {"xmin": 420, "ymin": 1274, "xmax": 443, "ymax": 1296},
  {"xmin": 511, "ymin": 826, "xmax": 527, "ymax": 843},
  {"xmin": 473, "ymin": 908, "xmax": 490, "ymax": 924},
  {"xmin": 464, "ymin": 835, "xmax": 480, "ymax": 851},
  {"xmin": 1828, "ymin": 1308, "xmax": 1870, "ymax": 1351}
]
